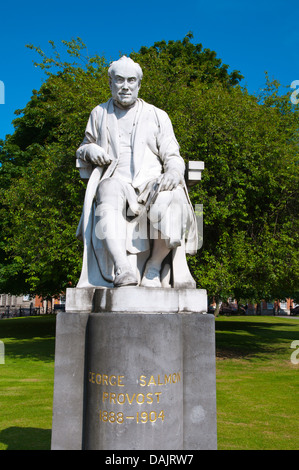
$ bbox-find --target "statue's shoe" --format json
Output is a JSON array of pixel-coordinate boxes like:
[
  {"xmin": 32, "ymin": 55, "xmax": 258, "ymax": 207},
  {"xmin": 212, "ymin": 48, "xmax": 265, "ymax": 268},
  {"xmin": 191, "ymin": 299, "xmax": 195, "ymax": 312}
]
[
  {"xmin": 114, "ymin": 266, "xmax": 138, "ymax": 287},
  {"xmin": 140, "ymin": 264, "xmax": 161, "ymax": 288}
]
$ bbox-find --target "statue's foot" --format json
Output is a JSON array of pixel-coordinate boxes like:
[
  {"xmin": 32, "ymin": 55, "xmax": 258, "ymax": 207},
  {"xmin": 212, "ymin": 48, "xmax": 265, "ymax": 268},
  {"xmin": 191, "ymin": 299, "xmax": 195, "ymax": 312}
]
[
  {"xmin": 114, "ymin": 266, "xmax": 138, "ymax": 287},
  {"xmin": 141, "ymin": 264, "xmax": 161, "ymax": 288}
]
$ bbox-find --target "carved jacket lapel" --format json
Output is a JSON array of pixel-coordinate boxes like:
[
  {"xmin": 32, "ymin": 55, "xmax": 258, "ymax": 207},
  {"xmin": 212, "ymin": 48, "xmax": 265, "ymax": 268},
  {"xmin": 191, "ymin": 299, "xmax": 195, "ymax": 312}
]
[
  {"xmin": 100, "ymin": 99, "xmax": 151, "ymax": 181},
  {"xmin": 100, "ymin": 99, "xmax": 119, "ymax": 179},
  {"xmin": 132, "ymin": 99, "xmax": 149, "ymax": 179}
]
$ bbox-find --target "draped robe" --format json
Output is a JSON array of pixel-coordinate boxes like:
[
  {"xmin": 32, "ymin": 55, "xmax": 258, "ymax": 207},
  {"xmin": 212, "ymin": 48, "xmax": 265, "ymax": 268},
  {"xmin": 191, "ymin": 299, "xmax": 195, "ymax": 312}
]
[{"xmin": 76, "ymin": 98, "xmax": 198, "ymax": 288}]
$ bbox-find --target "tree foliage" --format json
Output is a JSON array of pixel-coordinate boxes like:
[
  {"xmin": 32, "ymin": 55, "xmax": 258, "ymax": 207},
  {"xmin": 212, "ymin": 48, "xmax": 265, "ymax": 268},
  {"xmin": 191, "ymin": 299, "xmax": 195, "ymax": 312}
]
[
  {"xmin": 0, "ymin": 35, "xmax": 298, "ymax": 303},
  {"xmin": 0, "ymin": 40, "xmax": 111, "ymax": 296}
]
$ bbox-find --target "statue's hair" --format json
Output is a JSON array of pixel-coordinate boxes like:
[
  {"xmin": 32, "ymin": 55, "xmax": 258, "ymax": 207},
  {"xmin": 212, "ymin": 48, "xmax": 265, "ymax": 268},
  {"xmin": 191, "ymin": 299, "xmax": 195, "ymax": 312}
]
[{"xmin": 108, "ymin": 56, "xmax": 143, "ymax": 82}]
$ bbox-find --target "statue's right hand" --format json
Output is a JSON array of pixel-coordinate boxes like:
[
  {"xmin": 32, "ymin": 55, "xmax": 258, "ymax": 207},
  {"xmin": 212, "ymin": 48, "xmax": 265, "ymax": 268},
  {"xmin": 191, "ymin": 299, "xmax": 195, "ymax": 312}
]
[{"xmin": 85, "ymin": 143, "xmax": 112, "ymax": 166}]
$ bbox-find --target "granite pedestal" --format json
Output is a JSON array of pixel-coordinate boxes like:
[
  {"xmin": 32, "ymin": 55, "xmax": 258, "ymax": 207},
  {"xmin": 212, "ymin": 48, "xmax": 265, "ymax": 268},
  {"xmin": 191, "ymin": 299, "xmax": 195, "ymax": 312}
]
[{"xmin": 51, "ymin": 287, "xmax": 217, "ymax": 450}]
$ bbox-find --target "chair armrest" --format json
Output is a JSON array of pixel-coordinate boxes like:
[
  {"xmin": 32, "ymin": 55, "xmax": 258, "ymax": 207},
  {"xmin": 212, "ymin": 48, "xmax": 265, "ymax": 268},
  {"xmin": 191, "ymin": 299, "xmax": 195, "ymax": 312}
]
[{"xmin": 186, "ymin": 161, "xmax": 204, "ymax": 187}]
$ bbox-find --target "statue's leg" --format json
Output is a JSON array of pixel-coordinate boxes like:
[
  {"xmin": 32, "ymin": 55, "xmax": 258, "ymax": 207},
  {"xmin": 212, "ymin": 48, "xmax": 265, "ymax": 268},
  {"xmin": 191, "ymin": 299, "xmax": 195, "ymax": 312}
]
[
  {"xmin": 141, "ymin": 190, "xmax": 176, "ymax": 287},
  {"xmin": 140, "ymin": 229, "xmax": 170, "ymax": 287},
  {"xmin": 95, "ymin": 178, "xmax": 138, "ymax": 287},
  {"xmin": 141, "ymin": 186, "xmax": 192, "ymax": 288}
]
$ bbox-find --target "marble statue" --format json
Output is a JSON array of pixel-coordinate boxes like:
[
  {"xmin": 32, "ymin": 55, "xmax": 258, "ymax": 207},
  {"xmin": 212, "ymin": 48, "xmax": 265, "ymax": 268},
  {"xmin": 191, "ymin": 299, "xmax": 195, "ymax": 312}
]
[{"xmin": 76, "ymin": 56, "xmax": 198, "ymax": 288}]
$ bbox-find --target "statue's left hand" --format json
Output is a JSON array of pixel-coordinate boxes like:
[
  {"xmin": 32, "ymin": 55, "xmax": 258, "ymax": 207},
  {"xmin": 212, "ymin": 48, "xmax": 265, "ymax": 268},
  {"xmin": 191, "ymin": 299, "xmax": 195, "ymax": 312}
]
[{"xmin": 159, "ymin": 170, "xmax": 181, "ymax": 191}]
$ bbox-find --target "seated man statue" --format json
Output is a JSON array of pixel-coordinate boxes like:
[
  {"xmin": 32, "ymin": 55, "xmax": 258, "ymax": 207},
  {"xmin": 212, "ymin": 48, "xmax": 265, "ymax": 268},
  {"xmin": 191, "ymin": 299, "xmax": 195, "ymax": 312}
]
[{"xmin": 76, "ymin": 56, "xmax": 198, "ymax": 288}]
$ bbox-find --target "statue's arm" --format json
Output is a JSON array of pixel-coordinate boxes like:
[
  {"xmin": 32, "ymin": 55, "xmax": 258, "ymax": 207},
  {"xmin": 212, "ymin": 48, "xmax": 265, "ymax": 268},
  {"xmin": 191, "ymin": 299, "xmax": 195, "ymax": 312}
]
[
  {"xmin": 156, "ymin": 110, "xmax": 185, "ymax": 191},
  {"xmin": 76, "ymin": 107, "xmax": 111, "ymax": 166}
]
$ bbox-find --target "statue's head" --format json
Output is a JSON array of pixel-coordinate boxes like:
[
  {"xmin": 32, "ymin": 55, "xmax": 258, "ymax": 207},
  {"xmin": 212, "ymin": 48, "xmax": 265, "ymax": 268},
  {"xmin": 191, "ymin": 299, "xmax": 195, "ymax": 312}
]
[{"xmin": 108, "ymin": 56, "xmax": 143, "ymax": 108}]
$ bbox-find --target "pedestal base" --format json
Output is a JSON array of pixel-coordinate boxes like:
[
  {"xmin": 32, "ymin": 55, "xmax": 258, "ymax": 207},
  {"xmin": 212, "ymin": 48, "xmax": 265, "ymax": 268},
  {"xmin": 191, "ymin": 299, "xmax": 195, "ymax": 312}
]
[{"xmin": 51, "ymin": 287, "xmax": 217, "ymax": 450}]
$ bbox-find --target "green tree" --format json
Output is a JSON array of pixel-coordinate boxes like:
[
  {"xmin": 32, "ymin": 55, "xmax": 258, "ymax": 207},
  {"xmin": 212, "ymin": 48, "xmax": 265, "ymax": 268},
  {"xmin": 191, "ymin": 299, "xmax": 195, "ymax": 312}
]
[
  {"xmin": 0, "ymin": 39, "xmax": 110, "ymax": 297},
  {"xmin": 186, "ymin": 79, "xmax": 299, "ymax": 309},
  {"xmin": 0, "ymin": 35, "xmax": 298, "ymax": 306}
]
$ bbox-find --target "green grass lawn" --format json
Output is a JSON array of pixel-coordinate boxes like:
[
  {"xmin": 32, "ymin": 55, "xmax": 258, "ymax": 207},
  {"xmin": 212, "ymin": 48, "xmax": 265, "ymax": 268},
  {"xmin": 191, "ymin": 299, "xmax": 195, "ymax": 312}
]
[
  {"xmin": 0, "ymin": 315, "xmax": 56, "ymax": 450},
  {"xmin": 0, "ymin": 314, "xmax": 298, "ymax": 450},
  {"xmin": 215, "ymin": 316, "xmax": 299, "ymax": 450}
]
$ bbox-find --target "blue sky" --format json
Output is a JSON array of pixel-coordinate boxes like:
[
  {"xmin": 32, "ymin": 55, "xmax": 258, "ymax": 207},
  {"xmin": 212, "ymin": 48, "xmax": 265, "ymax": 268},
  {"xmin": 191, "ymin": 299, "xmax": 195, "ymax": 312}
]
[{"xmin": 0, "ymin": 0, "xmax": 298, "ymax": 140}]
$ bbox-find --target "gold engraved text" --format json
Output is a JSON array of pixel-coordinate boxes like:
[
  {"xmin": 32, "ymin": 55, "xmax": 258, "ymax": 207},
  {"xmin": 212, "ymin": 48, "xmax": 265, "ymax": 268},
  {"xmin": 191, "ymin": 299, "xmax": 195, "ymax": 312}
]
[
  {"xmin": 139, "ymin": 372, "xmax": 181, "ymax": 387},
  {"xmin": 99, "ymin": 409, "xmax": 165, "ymax": 424},
  {"xmin": 88, "ymin": 372, "xmax": 124, "ymax": 387},
  {"xmin": 102, "ymin": 391, "xmax": 162, "ymax": 405}
]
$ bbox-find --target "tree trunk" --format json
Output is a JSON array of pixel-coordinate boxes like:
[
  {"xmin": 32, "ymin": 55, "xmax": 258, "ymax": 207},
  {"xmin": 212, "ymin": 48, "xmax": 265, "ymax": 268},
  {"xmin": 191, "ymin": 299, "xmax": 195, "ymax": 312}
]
[{"xmin": 214, "ymin": 299, "xmax": 221, "ymax": 317}]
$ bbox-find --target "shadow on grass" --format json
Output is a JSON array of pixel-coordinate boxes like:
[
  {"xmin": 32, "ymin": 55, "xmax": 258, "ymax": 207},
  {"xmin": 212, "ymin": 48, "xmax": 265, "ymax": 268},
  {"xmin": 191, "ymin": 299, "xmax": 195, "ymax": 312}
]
[
  {"xmin": 5, "ymin": 337, "xmax": 56, "ymax": 362},
  {"xmin": 215, "ymin": 318, "xmax": 299, "ymax": 360},
  {"xmin": 0, "ymin": 315, "xmax": 56, "ymax": 340},
  {"xmin": 0, "ymin": 316, "xmax": 56, "ymax": 362},
  {"xmin": 0, "ymin": 426, "xmax": 51, "ymax": 450}
]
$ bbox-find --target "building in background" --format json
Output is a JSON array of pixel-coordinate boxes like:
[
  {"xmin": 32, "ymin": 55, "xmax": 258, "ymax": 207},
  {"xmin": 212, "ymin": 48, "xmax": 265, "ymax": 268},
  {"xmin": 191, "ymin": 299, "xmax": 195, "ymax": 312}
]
[
  {"xmin": 208, "ymin": 297, "xmax": 298, "ymax": 315},
  {"xmin": 0, "ymin": 293, "xmax": 65, "ymax": 317}
]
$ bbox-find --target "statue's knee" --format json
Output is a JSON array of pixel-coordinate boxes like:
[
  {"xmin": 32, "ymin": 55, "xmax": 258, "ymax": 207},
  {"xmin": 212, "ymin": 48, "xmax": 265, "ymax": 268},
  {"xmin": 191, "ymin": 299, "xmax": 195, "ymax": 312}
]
[
  {"xmin": 98, "ymin": 177, "xmax": 123, "ymax": 194},
  {"xmin": 148, "ymin": 191, "xmax": 172, "ymax": 223},
  {"xmin": 96, "ymin": 178, "xmax": 124, "ymax": 206}
]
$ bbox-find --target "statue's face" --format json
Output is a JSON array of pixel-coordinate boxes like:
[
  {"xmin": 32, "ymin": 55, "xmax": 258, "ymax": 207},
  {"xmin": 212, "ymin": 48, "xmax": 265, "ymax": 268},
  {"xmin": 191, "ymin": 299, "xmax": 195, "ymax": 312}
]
[{"xmin": 109, "ymin": 62, "xmax": 141, "ymax": 107}]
